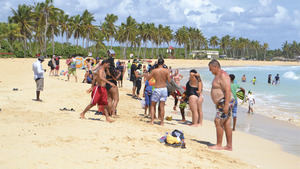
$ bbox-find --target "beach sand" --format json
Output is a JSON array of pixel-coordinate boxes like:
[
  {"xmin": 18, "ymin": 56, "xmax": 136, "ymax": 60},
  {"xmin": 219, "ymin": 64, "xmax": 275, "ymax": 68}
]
[{"xmin": 0, "ymin": 58, "xmax": 299, "ymax": 169}]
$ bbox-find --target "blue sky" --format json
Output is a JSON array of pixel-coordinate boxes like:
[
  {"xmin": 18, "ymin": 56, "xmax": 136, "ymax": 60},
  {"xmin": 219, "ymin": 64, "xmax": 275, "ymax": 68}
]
[{"xmin": 0, "ymin": 0, "xmax": 300, "ymax": 49}]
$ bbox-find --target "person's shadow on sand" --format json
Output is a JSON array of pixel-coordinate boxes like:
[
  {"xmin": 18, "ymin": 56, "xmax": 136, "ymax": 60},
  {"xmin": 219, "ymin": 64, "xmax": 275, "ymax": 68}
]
[{"xmin": 191, "ymin": 139, "xmax": 215, "ymax": 146}]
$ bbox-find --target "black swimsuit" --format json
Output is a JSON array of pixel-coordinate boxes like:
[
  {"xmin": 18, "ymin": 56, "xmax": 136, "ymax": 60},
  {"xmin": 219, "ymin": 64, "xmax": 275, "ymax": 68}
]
[{"xmin": 186, "ymin": 81, "xmax": 199, "ymax": 97}]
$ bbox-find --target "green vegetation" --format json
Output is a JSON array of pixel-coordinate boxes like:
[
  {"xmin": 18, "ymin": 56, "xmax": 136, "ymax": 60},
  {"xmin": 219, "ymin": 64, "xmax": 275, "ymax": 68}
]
[{"xmin": 0, "ymin": 0, "xmax": 300, "ymax": 60}]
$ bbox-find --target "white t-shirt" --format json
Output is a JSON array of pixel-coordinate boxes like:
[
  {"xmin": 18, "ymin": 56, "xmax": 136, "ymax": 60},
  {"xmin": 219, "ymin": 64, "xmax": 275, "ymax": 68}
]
[
  {"xmin": 32, "ymin": 60, "xmax": 44, "ymax": 80},
  {"xmin": 248, "ymin": 94, "xmax": 255, "ymax": 105}
]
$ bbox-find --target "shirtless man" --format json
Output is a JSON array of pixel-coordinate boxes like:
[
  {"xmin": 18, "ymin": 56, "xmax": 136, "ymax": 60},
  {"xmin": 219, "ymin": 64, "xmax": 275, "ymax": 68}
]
[
  {"xmin": 80, "ymin": 60, "xmax": 114, "ymax": 122},
  {"xmin": 147, "ymin": 58, "xmax": 171, "ymax": 125},
  {"xmin": 208, "ymin": 59, "xmax": 234, "ymax": 151}
]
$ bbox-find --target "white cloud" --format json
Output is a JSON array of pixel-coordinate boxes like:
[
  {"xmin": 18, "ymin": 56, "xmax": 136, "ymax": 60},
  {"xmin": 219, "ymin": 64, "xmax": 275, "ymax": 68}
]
[
  {"xmin": 160, "ymin": 0, "xmax": 221, "ymax": 27},
  {"xmin": 229, "ymin": 6, "xmax": 245, "ymax": 15},
  {"xmin": 274, "ymin": 5, "xmax": 289, "ymax": 23},
  {"xmin": 259, "ymin": 0, "xmax": 272, "ymax": 6}
]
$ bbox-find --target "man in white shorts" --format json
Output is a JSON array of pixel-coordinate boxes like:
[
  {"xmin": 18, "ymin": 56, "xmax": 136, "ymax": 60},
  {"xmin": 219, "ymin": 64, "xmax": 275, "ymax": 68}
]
[{"xmin": 147, "ymin": 58, "xmax": 171, "ymax": 126}]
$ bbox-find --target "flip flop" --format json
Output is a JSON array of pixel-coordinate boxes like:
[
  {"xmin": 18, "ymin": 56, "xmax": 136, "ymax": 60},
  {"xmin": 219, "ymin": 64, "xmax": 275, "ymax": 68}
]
[
  {"xmin": 70, "ymin": 108, "xmax": 75, "ymax": 111},
  {"xmin": 59, "ymin": 107, "xmax": 68, "ymax": 111}
]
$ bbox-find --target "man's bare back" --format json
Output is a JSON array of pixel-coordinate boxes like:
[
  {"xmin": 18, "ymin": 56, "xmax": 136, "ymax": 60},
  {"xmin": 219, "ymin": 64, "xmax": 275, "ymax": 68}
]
[{"xmin": 151, "ymin": 67, "xmax": 170, "ymax": 88}]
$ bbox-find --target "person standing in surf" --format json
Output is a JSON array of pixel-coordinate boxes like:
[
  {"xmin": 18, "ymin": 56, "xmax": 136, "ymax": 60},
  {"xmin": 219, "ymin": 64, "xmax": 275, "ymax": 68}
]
[
  {"xmin": 208, "ymin": 59, "xmax": 234, "ymax": 151},
  {"xmin": 229, "ymin": 74, "xmax": 245, "ymax": 131}
]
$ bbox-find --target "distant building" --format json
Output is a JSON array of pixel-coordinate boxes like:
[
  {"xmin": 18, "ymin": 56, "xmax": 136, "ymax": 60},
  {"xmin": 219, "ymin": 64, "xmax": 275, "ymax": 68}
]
[{"xmin": 190, "ymin": 50, "xmax": 219, "ymax": 59}]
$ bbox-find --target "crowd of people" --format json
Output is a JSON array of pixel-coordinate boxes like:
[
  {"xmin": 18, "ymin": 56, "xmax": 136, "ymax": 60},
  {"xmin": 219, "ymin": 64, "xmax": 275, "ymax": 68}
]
[{"xmin": 33, "ymin": 53, "xmax": 248, "ymax": 151}]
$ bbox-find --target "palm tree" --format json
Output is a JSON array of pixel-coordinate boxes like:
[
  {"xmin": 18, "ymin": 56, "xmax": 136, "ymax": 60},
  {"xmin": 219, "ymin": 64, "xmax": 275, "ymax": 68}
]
[
  {"xmin": 209, "ymin": 36, "xmax": 219, "ymax": 49},
  {"xmin": 121, "ymin": 16, "xmax": 137, "ymax": 59},
  {"xmin": 48, "ymin": 8, "xmax": 62, "ymax": 55},
  {"xmin": 220, "ymin": 35, "xmax": 230, "ymax": 55},
  {"xmin": 59, "ymin": 12, "xmax": 69, "ymax": 44},
  {"xmin": 175, "ymin": 26, "xmax": 189, "ymax": 58},
  {"xmin": 262, "ymin": 43, "xmax": 269, "ymax": 60},
  {"xmin": 10, "ymin": 4, "xmax": 34, "ymax": 57},
  {"xmin": 102, "ymin": 14, "xmax": 118, "ymax": 49},
  {"xmin": 71, "ymin": 15, "xmax": 82, "ymax": 48},
  {"xmin": 81, "ymin": 10, "xmax": 96, "ymax": 52},
  {"xmin": 40, "ymin": 0, "xmax": 57, "ymax": 56}
]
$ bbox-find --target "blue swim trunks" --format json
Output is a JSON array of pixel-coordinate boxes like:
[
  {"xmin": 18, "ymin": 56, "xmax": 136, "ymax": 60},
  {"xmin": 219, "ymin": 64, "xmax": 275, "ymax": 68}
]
[
  {"xmin": 151, "ymin": 87, "xmax": 168, "ymax": 102},
  {"xmin": 232, "ymin": 99, "xmax": 238, "ymax": 118}
]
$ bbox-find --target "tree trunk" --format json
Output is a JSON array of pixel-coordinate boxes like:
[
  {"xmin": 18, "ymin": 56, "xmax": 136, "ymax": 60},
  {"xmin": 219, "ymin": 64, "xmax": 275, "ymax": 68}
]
[
  {"xmin": 52, "ymin": 27, "xmax": 55, "ymax": 56},
  {"xmin": 138, "ymin": 44, "xmax": 142, "ymax": 58},
  {"xmin": 110, "ymin": 38, "xmax": 113, "ymax": 49},
  {"xmin": 151, "ymin": 41, "xmax": 154, "ymax": 59},
  {"xmin": 143, "ymin": 43, "xmax": 147, "ymax": 59},
  {"xmin": 184, "ymin": 45, "xmax": 187, "ymax": 59},
  {"xmin": 123, "ymin": 34, "xmax": 129, "ymax": 59},
  {"xmin": 44, "ymin": 12, "xmax": 48, "ymax": 57},
  {"xmin": 82, "ymin": 38, "xmax": 85, "ymax": 49}
]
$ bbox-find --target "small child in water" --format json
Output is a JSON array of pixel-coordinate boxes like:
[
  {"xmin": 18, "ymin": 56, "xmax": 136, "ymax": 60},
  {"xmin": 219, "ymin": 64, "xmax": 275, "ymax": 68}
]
[{"xmin": 247, "ymin": 91, "xmax": 255, "ymax": 114}]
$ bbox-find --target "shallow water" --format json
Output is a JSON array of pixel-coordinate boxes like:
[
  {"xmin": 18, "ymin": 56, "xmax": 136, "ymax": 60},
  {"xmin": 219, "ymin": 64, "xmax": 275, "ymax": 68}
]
[
  {"xmin": 179, "ymin": 66, "xmax": 300, "ymax": 125},
  {"xmin": 177, "ymin": 66, "xmax": 300, "ymax": 156}
]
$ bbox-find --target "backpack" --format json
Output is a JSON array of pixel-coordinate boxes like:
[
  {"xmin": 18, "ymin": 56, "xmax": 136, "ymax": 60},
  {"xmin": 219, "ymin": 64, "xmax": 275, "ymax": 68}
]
[
  {"xmin": 171, "ymin": 129, "xmax": 184, "ymax": 140},
  {"xmin": 48, "ymin": 60, "xmax": 53, "ymax": 67}
]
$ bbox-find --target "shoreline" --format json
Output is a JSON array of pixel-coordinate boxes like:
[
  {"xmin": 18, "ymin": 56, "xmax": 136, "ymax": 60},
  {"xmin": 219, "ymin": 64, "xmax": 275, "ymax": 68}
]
[
  {"xmin": 172, "ymin": 62, "xmax": 300, "ymax": 127},
  {"xmin": 0, "ymin": 58, "xmax": 300, "ymax": 168}
]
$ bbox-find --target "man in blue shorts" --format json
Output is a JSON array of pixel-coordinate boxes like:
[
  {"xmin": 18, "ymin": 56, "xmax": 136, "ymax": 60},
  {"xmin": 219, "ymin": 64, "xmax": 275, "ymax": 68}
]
[
  {"xmin": 229, "ymin": 74, "xmax": 245, "ymax": 131},
  {"xmin": 147, "ymin": 58, "xmax": 171, "ymax": 126}
]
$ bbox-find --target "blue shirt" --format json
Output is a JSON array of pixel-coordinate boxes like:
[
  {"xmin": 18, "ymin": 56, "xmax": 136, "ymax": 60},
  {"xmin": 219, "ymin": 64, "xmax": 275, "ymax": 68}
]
[{"xmin": 145, "ymin": 80, "xmax": 152, "ymax": 92}]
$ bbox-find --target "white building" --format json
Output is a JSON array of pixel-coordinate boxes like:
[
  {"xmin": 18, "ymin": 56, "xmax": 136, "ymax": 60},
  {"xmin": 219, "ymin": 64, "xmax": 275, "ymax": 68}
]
[{"xmin": 190, "ymin": 50, "xmax": 219, "ymax": 59}]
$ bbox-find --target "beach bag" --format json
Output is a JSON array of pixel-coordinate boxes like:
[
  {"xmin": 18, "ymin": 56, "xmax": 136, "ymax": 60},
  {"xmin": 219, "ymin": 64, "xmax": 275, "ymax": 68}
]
[
  {"xmin": 171, "ymin": 129, "xmax": 184, "ymax": 140},
  {"xmin": 48, "ymin": 60, "xmax": 53, "ymax": 67}
]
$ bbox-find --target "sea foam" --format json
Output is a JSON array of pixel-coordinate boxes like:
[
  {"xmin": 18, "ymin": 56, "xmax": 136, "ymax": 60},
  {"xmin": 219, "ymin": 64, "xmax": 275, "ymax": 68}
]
[{"xmin": 283, "ymin": 71, "xmax": 300, "ymax": 80}]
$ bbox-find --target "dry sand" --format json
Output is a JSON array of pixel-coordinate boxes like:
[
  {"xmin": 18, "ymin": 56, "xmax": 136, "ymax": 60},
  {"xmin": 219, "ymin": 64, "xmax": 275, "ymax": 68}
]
[{"xmin": 0, "ymin": 58, "xmax": 299, "ymax": 169}]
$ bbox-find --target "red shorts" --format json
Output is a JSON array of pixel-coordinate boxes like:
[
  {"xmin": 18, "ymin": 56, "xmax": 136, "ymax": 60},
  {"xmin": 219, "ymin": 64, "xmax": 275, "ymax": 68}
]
[
  {"xmin": 91, "ymin": 86, "xmax": 108, "ymax": 106},
  {"xmin": 55, "ymin": 65, "xmax": 59, "ymax": 70}
]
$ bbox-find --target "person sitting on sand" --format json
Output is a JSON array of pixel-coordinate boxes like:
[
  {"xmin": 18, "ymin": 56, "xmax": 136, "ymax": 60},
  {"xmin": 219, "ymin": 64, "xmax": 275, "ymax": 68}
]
[
  {"xmin": 32, "ymin": 56, "xmax": 46, "ymax": 101},
  {"xmin": 80, "ymin": 60, "xmax": 114, "ymax": 122},
  {"xmin": 83, "ymin": 59, "xmax": 92, "ymax": 83},
  {"xmin": 147, "ymin": 58, "xmax": 171, "ymax": 126},
  {"xmin": 208, "ymin": 59, "xmax": 234, "ymax": 151},
  {"xmin": 186, "ymin": 69, "xmax": 203, "ymax": 126},
  {"xmin": 229, "ymin": 74, "xmax": 245, "ymax": 131},
  {"xmin": 247, "ymin": 91, "xmax": 255, "ymax": 114}
]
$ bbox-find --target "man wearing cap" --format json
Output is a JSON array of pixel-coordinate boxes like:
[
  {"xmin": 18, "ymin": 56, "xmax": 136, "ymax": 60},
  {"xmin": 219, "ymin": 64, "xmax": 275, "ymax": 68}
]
[
  {"xmin": 130, "ymin": 59, "xmax": 138, "ymax": 97},
  {"xmin": 32, "ymin": 56, "xmax": 46, "ymax": 101},
  {"xmin": 147, "ymin": 58, "xmax": 171, "ymax": 125}
]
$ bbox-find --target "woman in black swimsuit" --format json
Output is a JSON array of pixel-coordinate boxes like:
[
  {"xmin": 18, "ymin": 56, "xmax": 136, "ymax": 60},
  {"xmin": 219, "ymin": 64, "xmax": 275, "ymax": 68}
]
[
  {"xmin": 105, "ymin": 67, "xmax": 121, "ymax": 116},
  {"xmin": 186, "ymin": 69, "xmax": 203, "ymax": 126}
]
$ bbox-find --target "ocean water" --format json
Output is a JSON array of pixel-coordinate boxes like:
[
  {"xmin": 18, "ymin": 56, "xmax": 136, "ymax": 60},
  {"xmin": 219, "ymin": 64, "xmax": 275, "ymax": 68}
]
[{"xmin": 179, "ymin": 66, "xmax": 300, "ymax": 125}]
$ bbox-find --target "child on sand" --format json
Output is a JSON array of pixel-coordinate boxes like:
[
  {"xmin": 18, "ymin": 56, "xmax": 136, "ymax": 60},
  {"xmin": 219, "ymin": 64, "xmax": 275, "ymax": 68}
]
[
  {"xmin": 179, "ymin": 89, "xmax": 188, "ymax": 122},
  {"xmin": 247, "ymin": 91, "xmax": 255, "ymax": 114},
  {"xmin": 143, "ymin": 78, "xmax": 152, "ymax": 116}
]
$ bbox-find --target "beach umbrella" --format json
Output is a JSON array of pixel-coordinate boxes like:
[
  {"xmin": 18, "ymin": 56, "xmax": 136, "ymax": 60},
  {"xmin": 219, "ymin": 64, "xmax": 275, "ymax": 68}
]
[{"xmin": 75, "ymin": 56, "xmax": 84, "ymax": 69}]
